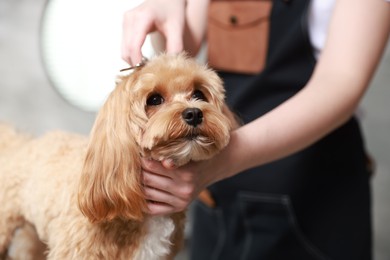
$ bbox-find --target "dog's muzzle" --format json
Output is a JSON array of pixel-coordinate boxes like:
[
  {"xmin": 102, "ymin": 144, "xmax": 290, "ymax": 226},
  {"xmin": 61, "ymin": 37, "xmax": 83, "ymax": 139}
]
[{"xmin": 182, "ymin": 108, "xmax": 203, "ymax": 127}]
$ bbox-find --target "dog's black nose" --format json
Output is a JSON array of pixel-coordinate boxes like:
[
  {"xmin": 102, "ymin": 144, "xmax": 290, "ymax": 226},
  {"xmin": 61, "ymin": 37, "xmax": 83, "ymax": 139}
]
[{"xmin": 182, "ymin": 108, "xmax": 203, "ymax": 127}]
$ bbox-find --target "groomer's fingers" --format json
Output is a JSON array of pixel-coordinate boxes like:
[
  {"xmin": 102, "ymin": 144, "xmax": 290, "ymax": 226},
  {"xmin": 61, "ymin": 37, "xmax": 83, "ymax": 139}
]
[
  {"xmin": 144, "ymin": 186, "xmax": 173, "ymax": 203},
  {"xmin": 161, "ymin": 159, "xmax": 176, "ymax": 169},
  {"xmin": 144, "ymin": 186, "xmax": 188, "ymax": 214},
  {"xmin": 146, "ymin": 201, "xmax": 176, "ymax": 215},
  {"xmin": 122, "ymin": 9, "xmax": 154, "ymax": 65},
  {"xmin": 142, "ymin": 169, "xmax": 173, "ymax": 192},
  {"xmin": 143, "ymin": 169, "xmax": 194, "ymax": 200},
  {"xmin": 142, "ymin": 160, "xmax": 196, "ymax": 214},
  {"xmin": 163, "ymin": 18, "xmax": 184, "ymax": 54},
  {"xmin": 122, "ymin": 0, "xmax": 186, "ymax": 64},
  {"xmin": 142, "ymin": 158, "xmax": 172, "ymax": 177},
  {"xmin": 121, "ymin": 14, "xmax": 184, "ymax": 64}
]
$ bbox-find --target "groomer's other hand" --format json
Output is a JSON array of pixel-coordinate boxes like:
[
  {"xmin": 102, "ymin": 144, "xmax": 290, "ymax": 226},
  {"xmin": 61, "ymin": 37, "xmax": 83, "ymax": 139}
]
[
  {"xmin": 121, "ymin": 0, "xmax": 186, "ymax": 65},
  {"xmin": 141, "ymin": 158, "xmax": 212, "ymax": 215}
]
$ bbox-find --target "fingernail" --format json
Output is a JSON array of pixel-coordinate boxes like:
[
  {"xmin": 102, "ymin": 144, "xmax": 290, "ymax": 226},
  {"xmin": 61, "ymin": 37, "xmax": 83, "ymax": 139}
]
[{"xmin": 164, "ymin": 159, "xmax": 176, "ymax": 169}]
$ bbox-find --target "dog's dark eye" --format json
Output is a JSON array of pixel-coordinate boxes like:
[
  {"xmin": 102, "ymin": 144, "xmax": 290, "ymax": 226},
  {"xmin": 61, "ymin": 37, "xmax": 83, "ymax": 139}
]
[
  {"xmin": 147, "ymin": 94, "xmax": 164, "ymax": 106},
  {"xmin": 192, "ymin": 90, "xmax": 207, "ymax": 102}
]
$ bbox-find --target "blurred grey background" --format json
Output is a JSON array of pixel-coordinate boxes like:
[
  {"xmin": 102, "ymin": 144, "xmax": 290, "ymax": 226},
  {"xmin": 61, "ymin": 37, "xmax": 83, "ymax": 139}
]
[{"xmin": 0, "ymin": 0, "xmax": 389, "ymax": 259}]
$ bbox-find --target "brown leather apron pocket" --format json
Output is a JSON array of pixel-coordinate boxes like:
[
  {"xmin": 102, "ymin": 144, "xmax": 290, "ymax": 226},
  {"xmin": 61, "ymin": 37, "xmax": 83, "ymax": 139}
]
[{"xmin": 207, "ymin": 0, "xmax": 272, "ymax": 74}]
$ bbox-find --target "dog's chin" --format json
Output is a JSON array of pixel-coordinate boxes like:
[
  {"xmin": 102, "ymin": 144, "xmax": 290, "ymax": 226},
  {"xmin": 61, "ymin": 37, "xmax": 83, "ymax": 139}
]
[{"xmin": 142, "ymin": 134, "xmax": 224, "ymax": 167}]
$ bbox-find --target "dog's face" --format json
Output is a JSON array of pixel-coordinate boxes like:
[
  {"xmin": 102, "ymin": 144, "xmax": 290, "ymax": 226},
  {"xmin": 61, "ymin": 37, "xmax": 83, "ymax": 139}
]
[
  {"xmin": 78, "ymin": 54, "xmax": 233, "ymax": 222},
  {"xmin": 125, "ymin": 54, "xmax": 231, "ymax": 166}
]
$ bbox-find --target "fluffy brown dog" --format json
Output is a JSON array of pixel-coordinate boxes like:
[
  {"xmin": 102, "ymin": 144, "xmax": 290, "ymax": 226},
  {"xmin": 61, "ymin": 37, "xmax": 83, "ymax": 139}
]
[{"xmin": 0, "ymin": 53, "xmax": 235, "ymax": 259}]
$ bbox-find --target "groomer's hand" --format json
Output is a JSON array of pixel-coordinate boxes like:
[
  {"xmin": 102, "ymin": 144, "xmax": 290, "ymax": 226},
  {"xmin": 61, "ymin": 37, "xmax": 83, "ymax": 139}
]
[
  {"xmin": 141, "ymin": 158, "xmax": 214, "ymax": 215},
  {"xmin": 121, "ymin": 0, "xmax": 186, "ymax": 65},
  {"xmin": 140, "ymin": 131, "xmax": 241, "ymax": 215}
]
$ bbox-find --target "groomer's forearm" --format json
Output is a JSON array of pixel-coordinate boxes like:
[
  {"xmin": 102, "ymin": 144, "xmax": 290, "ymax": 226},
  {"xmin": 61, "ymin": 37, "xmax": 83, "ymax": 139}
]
[
  {"xmin": 243, "ymin": 0, "xmax": 390, "ymax": 168},
  {"xmin": 235, "ymin": 78, "xmax": 361, "ymax": 171},
  {"xmin": 206, "ymin": 78, "xmax": 357, "ymax": 185},
  {"xmin": 214, "ymin": 0, "xmax": 390, "ymax": 181}
]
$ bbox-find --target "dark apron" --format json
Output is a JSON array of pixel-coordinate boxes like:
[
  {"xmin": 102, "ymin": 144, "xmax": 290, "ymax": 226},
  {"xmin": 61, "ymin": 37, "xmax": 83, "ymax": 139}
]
[{"xmin": 190, "ymin": 0, "xmax": 372, "ymax": 259}]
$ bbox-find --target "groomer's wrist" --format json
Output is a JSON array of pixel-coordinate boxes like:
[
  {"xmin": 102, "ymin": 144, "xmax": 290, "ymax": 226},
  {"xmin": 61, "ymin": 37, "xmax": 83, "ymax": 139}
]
[{"xmin": 209, "ymin": 131, "xmax": 243, "ymax": 184}]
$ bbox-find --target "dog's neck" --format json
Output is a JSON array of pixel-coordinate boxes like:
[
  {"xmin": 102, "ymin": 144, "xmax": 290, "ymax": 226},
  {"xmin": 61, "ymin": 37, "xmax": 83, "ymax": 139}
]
[
  {"xmin": 132, "ymin": 216, "xmax": 177, "ymax": 259},
  {"xmin": 98, "ymin": 218, "xmax": 145, "ymax": 248},
  {"xmin": 96, "ymin": 216, "xmax": 177, "ymax": 259}
]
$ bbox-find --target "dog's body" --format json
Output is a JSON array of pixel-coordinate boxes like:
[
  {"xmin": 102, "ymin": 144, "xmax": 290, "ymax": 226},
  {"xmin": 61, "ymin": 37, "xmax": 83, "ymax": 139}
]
[
  {"xmin": 0, "ymin": 126, "xmax": 184, "ymax": 259},
  {"xmin": 0, "ymin": 54, "xmax": 234, "ymax": 259}
]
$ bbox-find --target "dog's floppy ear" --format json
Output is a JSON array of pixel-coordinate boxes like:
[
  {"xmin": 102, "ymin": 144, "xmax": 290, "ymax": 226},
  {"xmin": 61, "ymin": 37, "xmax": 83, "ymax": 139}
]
[{"xmin": 78, "ymin": 78, "xmax": 146, "ymax": 223}]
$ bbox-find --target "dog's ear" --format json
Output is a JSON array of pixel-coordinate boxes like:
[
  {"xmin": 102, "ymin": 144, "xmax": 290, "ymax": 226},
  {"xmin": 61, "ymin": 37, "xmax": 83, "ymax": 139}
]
[{"xmin": 78, "ymin": 79, "xmax": 146, "ymax": 223}]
